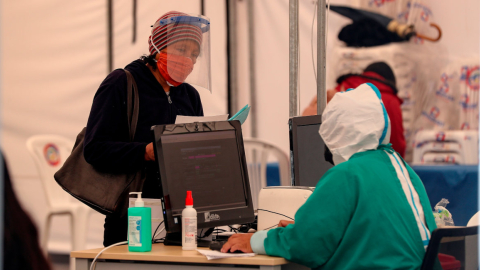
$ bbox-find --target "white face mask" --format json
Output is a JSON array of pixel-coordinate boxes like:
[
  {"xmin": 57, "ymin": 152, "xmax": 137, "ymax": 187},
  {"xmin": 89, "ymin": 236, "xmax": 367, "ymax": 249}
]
[{"xmin": 319, "ymin": 83, "xmax": 391, "ymax": 165}]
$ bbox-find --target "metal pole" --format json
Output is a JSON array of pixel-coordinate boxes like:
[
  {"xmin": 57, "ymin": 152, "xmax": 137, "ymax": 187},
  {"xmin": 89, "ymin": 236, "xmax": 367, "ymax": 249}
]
[
  {"xmin": 132, "ymin": 0, "xmax": 137, "ymax": 43},
  {"xmin": 317, "ymin": 0, "xmax": 327, "ymax": 115},
  {"xmin": 289, "ymin": 0, "xmax": 299, "ymax": 118},
  {"xmin": 227, "ymin": 0, "xmax": 238, "ymax": 117},
  {"xmin": 107, "ymin": 0, "xmax": 113, "ymax": 73},
  {"xmin": 247, "ymin": 0, "xmax": 257, "ymax": 137},
  {"xmin": 0, "ymin": 2, "xmax": 3, "ymax": 267}
]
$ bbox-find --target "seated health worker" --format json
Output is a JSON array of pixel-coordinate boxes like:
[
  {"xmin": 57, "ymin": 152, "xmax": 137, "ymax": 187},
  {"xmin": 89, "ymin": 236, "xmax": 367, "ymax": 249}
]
[
  {"xmin": 222, "ymin": 83, "xmax": 437, "ymax": 270},
  {"xmin": 83, "ymin": 11, "xmax": 211, "ymax": 246},
  {"xmin": 302, "ymin": 62, "xmax": 406, "ymax": 157}
]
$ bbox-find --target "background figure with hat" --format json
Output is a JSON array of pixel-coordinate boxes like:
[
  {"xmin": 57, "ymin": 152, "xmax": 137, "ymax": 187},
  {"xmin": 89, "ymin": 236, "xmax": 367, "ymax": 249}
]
[
  {"xmin": 83, "ymin": 11, "xmax": 211, "ymax": 246},
  {"xmin": 303, "ymin": 61, "xmax": 406, "ymax": 157}
]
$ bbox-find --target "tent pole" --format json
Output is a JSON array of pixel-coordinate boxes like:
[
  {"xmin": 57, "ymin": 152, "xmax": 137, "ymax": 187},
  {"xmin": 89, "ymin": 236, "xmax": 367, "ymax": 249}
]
[
  {"xmin": 247, "ymin": 0, "xmax": 257, "ymax": 137},
  {"xmin": 317, "ymin": 0, "xmax": 327, "ymax": 115},
  {"xmin": 289, "ymin": 0, "xmax": 299, "ymax": 118},
  {"xmin": 132, "ymin": 0, "xmax": 137, "ymax": 43},
  {"xmin": 227, "ymin": 0, "xmax": 238, "ymax": 118},
  {"xmin": 0, "ymin": 5, "xmax": 3, "ymax": 264},
  {"xmin": 107, "ymin": 0, "xmax": 113, "ymax": 73}
]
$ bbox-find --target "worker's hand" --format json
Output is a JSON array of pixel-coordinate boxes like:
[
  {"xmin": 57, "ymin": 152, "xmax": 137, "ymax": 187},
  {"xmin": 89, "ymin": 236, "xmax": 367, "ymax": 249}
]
[
  {"xmin": 145, "ymin": 143, "xmax": 155, "ymax": 161},
  {"xmin": 221, "ymin": 233, "xmax": 254, "ymax": 253},
  {"xmin": 278, "ymin": 220, "xmax": 295, "ymax": 228}
]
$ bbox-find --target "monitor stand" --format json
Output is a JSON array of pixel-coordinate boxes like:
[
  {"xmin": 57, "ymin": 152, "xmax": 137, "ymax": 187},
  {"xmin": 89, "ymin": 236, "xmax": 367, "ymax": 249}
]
[{"xmin": 163, "ymin": 232, "xmax": 211, "ymax": 247}]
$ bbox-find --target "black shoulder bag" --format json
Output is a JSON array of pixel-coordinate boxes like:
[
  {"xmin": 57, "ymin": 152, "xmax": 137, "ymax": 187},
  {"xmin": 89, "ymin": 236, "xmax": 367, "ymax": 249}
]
[{"xmin": 54, "ymin": 69, "xmax": 145, "ymax": 217}]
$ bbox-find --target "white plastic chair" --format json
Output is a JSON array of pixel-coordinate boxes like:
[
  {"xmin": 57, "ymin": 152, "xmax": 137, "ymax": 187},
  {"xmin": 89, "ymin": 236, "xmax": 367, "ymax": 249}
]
[
  {"xmin": 413, "ymin": 130, "xmax": 479, "ymax": 165},
  {"xmin": 26, "ymin": 134, "xmax": 94, "ymax": 253},
  {"xmin": 243, "ymin": 138, "xmax": 290, "ymax": 209},
  {"xmin": 467, "ymin": 211, "xmax": 479, "ymax": 226},
  {"xmin": 465, "ymin": 211, "xmax": 480, "ymax": 269}
]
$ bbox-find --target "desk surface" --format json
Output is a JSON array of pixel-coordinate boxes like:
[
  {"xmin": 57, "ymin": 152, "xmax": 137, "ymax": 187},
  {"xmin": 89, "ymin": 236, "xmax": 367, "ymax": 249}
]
[{"xmin": 71, "ymin": 244, "xmax": 289, "ymax": 266}]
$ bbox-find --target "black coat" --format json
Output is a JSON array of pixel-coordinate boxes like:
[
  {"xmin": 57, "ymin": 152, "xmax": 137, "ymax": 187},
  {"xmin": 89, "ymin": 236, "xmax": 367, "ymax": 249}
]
[{"xmin": 84, "ymin": 59, "xmax": 203, "ymax": 246}]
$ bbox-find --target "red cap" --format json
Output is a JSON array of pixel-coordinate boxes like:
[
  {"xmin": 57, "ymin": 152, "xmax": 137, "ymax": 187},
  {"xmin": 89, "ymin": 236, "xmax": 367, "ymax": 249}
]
[{"xmin": 185, "ymin": 191, "xmax": 193, "ymax": 206}]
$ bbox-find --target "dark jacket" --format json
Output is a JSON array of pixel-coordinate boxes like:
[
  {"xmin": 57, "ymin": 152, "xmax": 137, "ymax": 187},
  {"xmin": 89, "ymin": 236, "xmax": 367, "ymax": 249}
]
[{"xmin": 84, "ymin": 59, "xmax": 203, "ymax": 246}]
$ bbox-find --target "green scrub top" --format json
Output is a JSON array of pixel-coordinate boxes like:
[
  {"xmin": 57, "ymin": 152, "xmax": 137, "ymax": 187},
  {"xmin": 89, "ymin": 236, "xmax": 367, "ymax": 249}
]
[{"xmin": 260, "ymin": 148, "xmax": 437, "ymax": 270}]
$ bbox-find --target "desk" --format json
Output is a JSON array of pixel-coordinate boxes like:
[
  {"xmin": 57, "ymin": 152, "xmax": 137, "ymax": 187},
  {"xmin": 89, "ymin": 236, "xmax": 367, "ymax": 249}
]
[{"xmin": 71, "ymin": 244, "xmax": 309, "ymax": 270}]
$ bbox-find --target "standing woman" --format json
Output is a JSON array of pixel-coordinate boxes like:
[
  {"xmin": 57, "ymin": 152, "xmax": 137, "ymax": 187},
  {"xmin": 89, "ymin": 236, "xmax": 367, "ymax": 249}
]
[{"xmin": 83, "ymin": 11, "xmax": 211, "ymax": 247}]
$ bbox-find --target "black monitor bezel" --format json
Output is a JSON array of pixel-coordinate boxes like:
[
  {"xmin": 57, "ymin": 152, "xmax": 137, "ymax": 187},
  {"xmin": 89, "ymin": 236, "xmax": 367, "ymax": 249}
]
[
  {"xmin": 151, "ymin": 120, "xmax": 255, "ymax": 233},
  {"xmin": 289, "ymin": 114, "xmax": 326, "ymax": 186}
]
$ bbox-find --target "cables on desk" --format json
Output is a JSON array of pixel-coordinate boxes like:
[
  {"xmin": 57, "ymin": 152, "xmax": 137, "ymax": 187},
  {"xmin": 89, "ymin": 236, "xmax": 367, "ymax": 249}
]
[
  {"xmin": 257, "ymin": 209, "xmax": 294, "ymax": 220},
  {"xmin": 153, "ymin": 237, "xmax": 165, "ymax": 244},
  {"xmin": 257, "ymin": 209, "xmax": 295, "ymax": 231},
  {"xmin": 263, "ymin": 224, "xmax": 279, "ymax": 230},
  {"xmin": 228, "ymin": 225, "xmax": 239, "ymax": 233},
  {"xmin": 152, "ymin": 221, "xmax": 165, "ymax": 243},
  {"xmin": 90, "ymin": 241, "xmax": 128, "ymax": 270}
]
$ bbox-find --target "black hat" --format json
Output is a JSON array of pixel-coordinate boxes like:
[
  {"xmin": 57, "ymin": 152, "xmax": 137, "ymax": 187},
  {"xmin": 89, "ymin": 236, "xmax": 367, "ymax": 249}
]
[
  {"xmin": 364, "ymin": 62, "xmax": 396, "ymax": 86},
  {"xmin": 336, "ymin": 61, "xmax": 398, "ymax": 94}
]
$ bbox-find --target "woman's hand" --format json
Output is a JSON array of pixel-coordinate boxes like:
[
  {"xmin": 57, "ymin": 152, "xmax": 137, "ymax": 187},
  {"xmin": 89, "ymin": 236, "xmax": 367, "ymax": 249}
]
[
  {"xmin": 145, "ymin": 143, "xmax": 155, "ymax": 161},
  {"xmin": 221, "ymin": 233, "xmax": 254, "ymax": 253},
  {"xmin": 278, "ymin": 220, "xmax": 295, "ymax": 228}
]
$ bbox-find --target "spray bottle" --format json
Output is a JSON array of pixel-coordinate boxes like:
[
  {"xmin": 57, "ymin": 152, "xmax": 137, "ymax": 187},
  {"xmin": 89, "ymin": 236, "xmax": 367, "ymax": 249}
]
[
  {"xmin": 182, "ymin": 191, "xmax": 197, "ymax": 250},
  {"xmin": 128, "ymin": 192, "xmax": 152, "ymax": 252}
]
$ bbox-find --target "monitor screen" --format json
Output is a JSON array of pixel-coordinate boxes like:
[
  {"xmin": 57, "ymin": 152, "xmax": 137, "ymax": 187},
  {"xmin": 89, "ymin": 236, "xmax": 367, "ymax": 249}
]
[
  {"xmin": 161, "ymin": 131, "xmax": 247, "ymax": 215},
  {"xmin": 152, "ymin": 121, "xmax": 254, "ymax": 233},
  {"xmin": 290, "ymin": 115, "xmax": 333, "ymax": 187}
]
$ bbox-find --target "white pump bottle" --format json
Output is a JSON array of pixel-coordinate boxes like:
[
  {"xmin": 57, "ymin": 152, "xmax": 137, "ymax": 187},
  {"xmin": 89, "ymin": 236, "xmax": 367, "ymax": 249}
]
[{"xmin": 182, "ymin": 191, "xmax": 197, "ymax": 250}]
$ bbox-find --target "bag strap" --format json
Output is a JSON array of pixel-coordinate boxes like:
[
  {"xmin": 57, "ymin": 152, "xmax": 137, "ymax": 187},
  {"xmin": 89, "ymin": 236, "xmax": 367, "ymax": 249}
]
[{"xmin": 124, "ymin": 69, "xmax": 140, "ymax": 142}]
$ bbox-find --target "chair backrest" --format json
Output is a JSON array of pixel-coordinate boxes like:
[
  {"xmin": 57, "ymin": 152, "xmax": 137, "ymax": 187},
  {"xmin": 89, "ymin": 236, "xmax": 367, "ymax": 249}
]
[
  {"xmin": 26, "ymin": 134, "xmax": 75, "ymax": 208},
  {"xmin": 421, "ymin": 226, "xmax": 478, "ymax": 270},
  {"xmin": 467, "ymin": 211, "xmax": 480, "ymax": 226},
  {"xmin": 413, "ymin": 130, "xmax": 479, "ymax": 165},
  {"xmin": 243, "ymin": 138, "xmax": 290, "ymax": 209}
]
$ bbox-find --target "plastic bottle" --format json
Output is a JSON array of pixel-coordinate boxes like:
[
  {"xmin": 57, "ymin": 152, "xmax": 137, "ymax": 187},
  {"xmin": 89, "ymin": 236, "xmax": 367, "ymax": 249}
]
[
  {"xmin": 182, "ymin": 191, "xmax": 197, "ymax": 250},
  {"xmin": 128, "ymin": 192, "xmax": 152, "ymax": 252}
]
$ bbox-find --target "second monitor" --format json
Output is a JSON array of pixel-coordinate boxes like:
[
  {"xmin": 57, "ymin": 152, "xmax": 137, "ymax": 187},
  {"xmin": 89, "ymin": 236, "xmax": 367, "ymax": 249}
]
[{"xmin": 289, "ymin": 115, "xmax": 333, "ymax": 187}]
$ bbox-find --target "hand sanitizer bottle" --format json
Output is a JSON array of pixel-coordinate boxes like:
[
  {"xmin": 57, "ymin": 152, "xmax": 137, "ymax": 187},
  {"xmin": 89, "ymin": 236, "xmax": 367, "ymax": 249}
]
[
  {"xmin": 182, "ymin": 191, "xmax": 197, "ymax": 250},
  {"xmin": 128, "ymin": 192, "xmax": 152, "ymax": 252}
]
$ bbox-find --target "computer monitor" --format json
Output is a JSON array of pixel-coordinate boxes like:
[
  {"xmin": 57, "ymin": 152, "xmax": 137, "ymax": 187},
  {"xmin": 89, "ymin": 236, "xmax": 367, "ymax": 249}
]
[
  {"xmin": 151, "ymin": 120, "xmax": 255, "ymax": 236},
  {"xmin": 289, "ymin": 115, "xmax": 333, "ymax": 187}
]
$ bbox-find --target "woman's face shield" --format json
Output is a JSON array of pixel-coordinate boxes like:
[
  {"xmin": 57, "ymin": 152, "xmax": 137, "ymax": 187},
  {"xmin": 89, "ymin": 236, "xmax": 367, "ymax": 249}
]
[{"xmin": 151, "ymin": 14, "xmax": 211, "ymax": 92}]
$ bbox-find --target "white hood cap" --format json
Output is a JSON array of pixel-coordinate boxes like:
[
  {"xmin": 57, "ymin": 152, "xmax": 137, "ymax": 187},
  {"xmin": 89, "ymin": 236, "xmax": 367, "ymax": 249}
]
[{"xmin": 319, "ymin": 83, "xmax": 391, "ymax": 165}]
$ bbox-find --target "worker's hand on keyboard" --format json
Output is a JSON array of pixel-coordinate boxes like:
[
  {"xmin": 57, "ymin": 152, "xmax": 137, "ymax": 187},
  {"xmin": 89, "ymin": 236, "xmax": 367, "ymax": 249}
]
[
  {"xmin": 278, "ymin": 220, "xmax": 295, "ymax": 228},
  {"xmin": 221, "ymin": 233, "xmax": 254, "ymax": 253}
]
